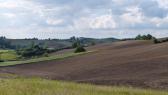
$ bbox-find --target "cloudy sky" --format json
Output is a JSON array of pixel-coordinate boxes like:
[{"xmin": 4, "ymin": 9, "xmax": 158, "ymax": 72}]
[{"xmin": 0, "ymin": 0, "xmax": 168, "ymax": 39}]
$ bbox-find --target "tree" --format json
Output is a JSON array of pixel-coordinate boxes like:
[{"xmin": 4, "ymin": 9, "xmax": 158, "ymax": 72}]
[
  {"xmin": 135, "ymin": 34, "xmax": 142, "ymax": 40},
  {"xmin": 135, "ymin": 34, "xmax": 155, "ymax": 40},
  {"xmin": 72, "ymin": 38, "xmax": 81, "ymax": 48},
  {"xmin": 72, "ymin": 42, "xmax": 78, "ymax": 48},
  {"xmin": 16, "ymin": 43, "xmax": 48, "ymax": 58},
  {"xmin": 153, "ymin": 38, "xmax": 159, "ymax": 44},
  {"xmin": 74, "ymin": 46, "xmax": 86, "ymax": 53},
  {"xmin": 147, "ymin": 34, "xmax": 153, "ymax": 40},
  {"xmin": 70, "ymin": 36, "xmax": 76, "ymax": 42},
  {"xmin": 0, "ymin": 36, "xmax": 14, "ymax": 49}
]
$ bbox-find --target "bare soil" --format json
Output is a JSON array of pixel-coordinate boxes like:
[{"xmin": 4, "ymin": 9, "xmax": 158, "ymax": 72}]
[{"xmin": 0, "ymin": 40, "xmax": 168, "ymax": 89}]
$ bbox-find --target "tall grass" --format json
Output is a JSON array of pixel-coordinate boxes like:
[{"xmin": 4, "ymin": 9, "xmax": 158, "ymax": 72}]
[
  {"xmin": 0, "ymin": 77, "xmax": 167, "ymax": 95},
  {"xmin": 0, "ymin": 50, "xmax": 19, "ymax": 61}
]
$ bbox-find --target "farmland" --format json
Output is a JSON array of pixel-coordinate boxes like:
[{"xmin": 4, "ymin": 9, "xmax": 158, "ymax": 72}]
[
  {"xmin": 0, "ymin": 40, "xmax": 168, "ymax": 90},
  {"xmin": 0, "ymin": 51, "xmax": 91, "ymax": 66}
]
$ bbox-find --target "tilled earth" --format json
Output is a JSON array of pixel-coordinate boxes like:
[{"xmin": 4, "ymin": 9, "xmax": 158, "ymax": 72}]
[{"xmin": 0, "ymin": 40, "xmax": 168, "ymax": 89}]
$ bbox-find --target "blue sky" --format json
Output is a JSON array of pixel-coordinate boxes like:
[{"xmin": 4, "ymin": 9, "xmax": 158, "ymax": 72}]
[{"xmin": 0, "ymin": 0, "xmax": 168, "ymax": 39}]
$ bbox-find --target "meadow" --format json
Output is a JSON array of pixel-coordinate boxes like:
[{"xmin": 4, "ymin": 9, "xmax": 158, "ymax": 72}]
[
  {"xmin": 0, "ymin": 51, "xmax": 92, "ymax": 66},
  {"xmin": 0, "ymin": 50, "xmax": 19, "ymax": 61},
  {"xmin": 0, "ymin": 76, "xmax": 167, "ymax": 95}
]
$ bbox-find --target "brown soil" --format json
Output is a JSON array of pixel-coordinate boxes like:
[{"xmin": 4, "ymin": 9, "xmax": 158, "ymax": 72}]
[{"xmin": 0, "ymin": 40, "xmax": 168, "ymax": 89}]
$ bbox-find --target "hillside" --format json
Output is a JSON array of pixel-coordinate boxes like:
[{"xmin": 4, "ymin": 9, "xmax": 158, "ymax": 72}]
[
  {"xmin": 8, "ymin": 37, "xmax": 118, "ymax": 49},
  {"xmin": 0, "ymin": 76, "xmax": 167, "ymax": 95},
  {"xmin": 0, "ymin": 40, "xmax": 168, "ymax": 89}
]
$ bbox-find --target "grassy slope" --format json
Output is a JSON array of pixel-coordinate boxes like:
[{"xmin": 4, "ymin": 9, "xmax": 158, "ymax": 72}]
[
  {"xmin": 0, "ymin": 77, "xmax": 167, "ymax": 95},
  {"xmin": 0, "ymin": 51, "xmax": 91, "ymax": 66},
  {"xmin": 0, "ymin": 50, "xmax": 18, "ymax": 61}
]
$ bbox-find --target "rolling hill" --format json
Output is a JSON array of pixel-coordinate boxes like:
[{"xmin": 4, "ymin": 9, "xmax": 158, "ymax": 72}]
[
  {"xmin": 0, "ymin": 40, "xmax": 168, "ymax": 89},
  {"xmin": 8, "ymin": 37, "xmax": 119, "ymax": 49}
]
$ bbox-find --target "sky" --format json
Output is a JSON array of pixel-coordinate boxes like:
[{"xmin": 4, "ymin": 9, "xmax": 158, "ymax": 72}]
[{"xmin": 0, "ymin": 0, "xmax": 168, "ymax": 39}]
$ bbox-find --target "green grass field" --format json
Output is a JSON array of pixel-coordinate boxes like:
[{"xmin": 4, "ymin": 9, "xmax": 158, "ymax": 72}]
[
  {"xmin": 0, "ymin": 51, "xmax": 91, "ymax": 66},
  {"xmin": 0, "ymin": 50, "xmax": 19, "ymax": 61},
  {"xmin": 0, "ymin": 77, "xmax": 167, "ymax": 95}
]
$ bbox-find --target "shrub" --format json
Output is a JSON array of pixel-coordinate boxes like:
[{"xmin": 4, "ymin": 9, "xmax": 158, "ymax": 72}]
[
  {"xmin": 16, "ymin": 44, "xmax": 48, "ymax": 58},
  {"xmin": 43, "ymin": 52, "xmax": 49, "ymax": 57},
  {"xmin": 74, "ymin": 46, "xmax": 86, "ymax": 53},
  {"xmin": 153, "ymin": 38, "xmax": 160, "ymax": 44},
  {"xmin": 0, "ymin": 60, "xmax": 4, "ymax": 62}
]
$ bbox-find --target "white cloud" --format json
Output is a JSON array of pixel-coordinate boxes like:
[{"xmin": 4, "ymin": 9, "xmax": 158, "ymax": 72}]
[
  {"xmin": 0, "ymin": 0, "xmax": 70, "ymax": 27},
  {"xmin": 0, "ymin": 0, "xmax": 19, "ymax": 8},
  {"xmin": 120, "ymin": 6, "xmax": 144, "ymax": 25},
  {"xmin": 155, "ymin": 0, "xmax": 168, "ymax": 9},
  {"xmin": 46, "ymin": 18, "xmax": 64, "ymax": 25},
  {"xmin": 74, "ymin": 17, "xmax": 91, "ymax": 30},
  {"xmin": 112, "ymin": 0, "xmax": 124, "ymax": 5},
  {"xmin": 150, "ymin": 16, "xmax": 168, "ymax": 27},
  {"xmin": 0, "ymin": 0, "xmax": 44, "ymax": 18},
  {"xmin": 74, "ymin": 14, "xmax": 117, "ymax": 30},
  {"xmin": 90, "ymin": 15, "xmax": 117, "ymax": 29},
  {"xmin": 0, "ymin": 0, "xmax": 168, "ymax": 38},
  {"xmin": 1, "ymin": 13, "xmax": 16, "ymax": 18},
  {"xmin": 0, "ymin": 0, "xmax": 41, "ymax": 10}
]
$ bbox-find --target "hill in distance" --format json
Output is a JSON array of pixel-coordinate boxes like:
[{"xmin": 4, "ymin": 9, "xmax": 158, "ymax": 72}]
[
  {"xmin": 1, "ymin": 40, "xmax": 168, "ymax": 89},
  {"xmin": 8, "ymin": 37, "xmax": 119, "ymax": 49}
]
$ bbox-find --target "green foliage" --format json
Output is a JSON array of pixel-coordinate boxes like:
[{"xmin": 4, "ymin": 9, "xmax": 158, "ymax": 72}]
[
  {"xmin": 0, "ymin": 77, "xmax": 167, "ymax": 95},
  {"xmin": 72, "ymin": 42, "xmax": 79, "ymax": 48},
  {"xmin": 70, "ymin": 37, "xmax": 87, "ymax": 53},
  {"xmin": 75, "ymin": 46, "xmax": 86, "ymax": 53},
  {"xmin": 72, "ymin": 37, "xmax": 81, "ymax": 48},
  {"xmin": 0, "ymin": 36, "xmax": 15, "ymax": 49},
  {"xmin": 153, "ymin": 38, "xmax": 160, "ymax": 44},
  {"xmin": 16, "ymin": 42, "xmax": 48, "ymax": 58},
  {"xmin": 135, "ymin": 34, "xmax": 155, "ymax": 40}
]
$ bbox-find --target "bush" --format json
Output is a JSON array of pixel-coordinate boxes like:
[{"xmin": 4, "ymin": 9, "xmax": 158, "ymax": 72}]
[
  {"xmin": 43, "ymin": 52, "xmax": 49, "ymax": 57},
  {"xmin": 153, "ymin": 38, "xmax": 160, "ymax": 44},
  {"xmin": 0, "ymin": 60, "xmax": 4, "ymax": 62},
  {"xmin": 16, "ymin": 44, "xmax": 48, "ymax": 58},
  {"xmin": 74, "ymin": 46, "xmax": 86, "ymax": 53}
]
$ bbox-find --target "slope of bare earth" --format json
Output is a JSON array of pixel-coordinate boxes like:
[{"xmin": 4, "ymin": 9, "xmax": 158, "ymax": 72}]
[{"xmin": 0, "ymin": 40, "xmax": 168, "ymax": 89}]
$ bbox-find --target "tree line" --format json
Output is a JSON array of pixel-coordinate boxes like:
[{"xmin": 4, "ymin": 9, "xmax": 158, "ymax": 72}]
[{"xmin": 0, "ymin": 36, "xmax": 15, "ymax": 49}]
